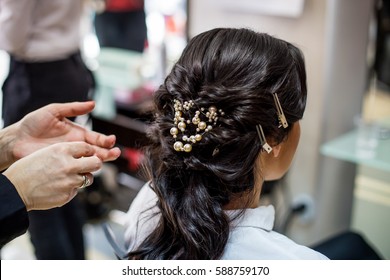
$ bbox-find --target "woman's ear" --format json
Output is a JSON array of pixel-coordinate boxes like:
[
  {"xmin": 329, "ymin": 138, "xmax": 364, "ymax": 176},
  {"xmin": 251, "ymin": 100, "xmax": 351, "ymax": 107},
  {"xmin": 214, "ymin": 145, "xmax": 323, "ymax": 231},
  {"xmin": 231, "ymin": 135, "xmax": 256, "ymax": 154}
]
[{"xmin": 271, "ymin": 144, "xmax": 282, "ymax": 158}]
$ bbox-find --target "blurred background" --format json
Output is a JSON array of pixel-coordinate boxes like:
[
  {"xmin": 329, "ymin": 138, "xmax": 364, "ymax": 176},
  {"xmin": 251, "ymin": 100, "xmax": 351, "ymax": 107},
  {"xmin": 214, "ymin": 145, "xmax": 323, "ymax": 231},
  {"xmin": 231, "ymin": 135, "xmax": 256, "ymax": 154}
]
[{"xmin": 1, "ymin": 0, "xmax": 389, "ymax": 259}]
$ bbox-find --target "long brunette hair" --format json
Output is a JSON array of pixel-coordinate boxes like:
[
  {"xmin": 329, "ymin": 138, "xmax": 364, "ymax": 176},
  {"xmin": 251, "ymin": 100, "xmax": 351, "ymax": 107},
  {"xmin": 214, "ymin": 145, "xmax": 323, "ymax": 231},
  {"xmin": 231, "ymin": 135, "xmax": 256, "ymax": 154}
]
[{"xmin": 128, "ymin": 28, "xmax": 307, "ymax": 259}]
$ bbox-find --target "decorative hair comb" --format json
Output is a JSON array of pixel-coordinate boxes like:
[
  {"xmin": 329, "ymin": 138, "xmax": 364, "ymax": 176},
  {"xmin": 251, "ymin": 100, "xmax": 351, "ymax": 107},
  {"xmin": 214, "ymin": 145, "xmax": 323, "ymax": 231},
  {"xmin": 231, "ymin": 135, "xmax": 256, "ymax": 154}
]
[
  {"xmin": 273, "ymin": 93, "xmax": 288, "ymax": 129},
  {"xmin": 170, "ymin": 99, "xmax": 224, "ymax": 152},
  {"xmin": 256, "ymin": 124, "xmax": 273, "ymax": 154}
]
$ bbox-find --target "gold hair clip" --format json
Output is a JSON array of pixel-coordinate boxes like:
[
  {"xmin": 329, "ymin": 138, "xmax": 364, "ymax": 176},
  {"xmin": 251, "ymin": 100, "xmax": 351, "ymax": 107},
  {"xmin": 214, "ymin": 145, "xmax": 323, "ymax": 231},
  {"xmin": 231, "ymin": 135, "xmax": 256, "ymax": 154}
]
[
  {"xmin": 256, "ymin": 124, "xmax": 272, "ymax": 154},
  {"xmin": 170, "ymin": 99, "xmax": 224, "ymax": 153},
  {"xmin": 273, "ymin": 93, "xmax": 288, "ymax": 129}
]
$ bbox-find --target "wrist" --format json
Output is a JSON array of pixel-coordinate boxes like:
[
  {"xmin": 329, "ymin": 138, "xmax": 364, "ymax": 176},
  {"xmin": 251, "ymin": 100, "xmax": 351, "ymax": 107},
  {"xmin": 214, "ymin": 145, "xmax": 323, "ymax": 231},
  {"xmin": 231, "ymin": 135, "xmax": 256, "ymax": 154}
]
[
  {"xmin": 0, "ymin": 123, "xmax": 18, "ymax": 170},
  {"xmin": 3, "ymin": 168, "xmax": 30, "ymax": 211}
]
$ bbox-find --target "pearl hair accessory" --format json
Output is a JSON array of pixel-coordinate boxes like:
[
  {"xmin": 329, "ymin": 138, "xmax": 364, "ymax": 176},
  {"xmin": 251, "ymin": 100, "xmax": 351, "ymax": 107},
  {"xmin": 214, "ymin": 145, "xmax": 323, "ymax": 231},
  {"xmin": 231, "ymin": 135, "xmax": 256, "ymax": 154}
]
[{"xmin": 170, "ymin": 99, "xmax": 224, "ymax": 152}]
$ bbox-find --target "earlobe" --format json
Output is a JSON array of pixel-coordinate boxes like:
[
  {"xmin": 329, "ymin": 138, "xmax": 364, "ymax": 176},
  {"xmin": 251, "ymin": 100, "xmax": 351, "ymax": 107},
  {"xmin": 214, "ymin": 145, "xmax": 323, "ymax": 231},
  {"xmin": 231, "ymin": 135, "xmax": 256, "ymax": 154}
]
[{"xmin": 272, "ymin": 144, "xmax": 281, "ymax": 158}]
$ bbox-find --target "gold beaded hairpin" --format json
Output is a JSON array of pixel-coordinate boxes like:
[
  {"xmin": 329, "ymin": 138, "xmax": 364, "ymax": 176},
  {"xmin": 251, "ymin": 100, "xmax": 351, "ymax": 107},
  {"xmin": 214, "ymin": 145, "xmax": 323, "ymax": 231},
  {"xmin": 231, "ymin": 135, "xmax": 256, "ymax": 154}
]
[{"xmin": 170, "ymin": 99, "xmax": 224, "ymax": 152}]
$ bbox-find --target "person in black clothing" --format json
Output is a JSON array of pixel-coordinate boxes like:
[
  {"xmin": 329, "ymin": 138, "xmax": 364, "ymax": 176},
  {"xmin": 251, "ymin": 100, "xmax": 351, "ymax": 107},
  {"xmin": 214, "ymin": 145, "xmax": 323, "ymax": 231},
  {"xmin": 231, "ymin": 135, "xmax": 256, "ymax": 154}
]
[
  {"xmin": 0, "ymin": 0, "xmax": 97, "ymax": 259},
  {"xmin": 94, "ymin": 0, "xmax": 147, "ymax": 53},
  {"xmin": 0, "ymin": 101, "xmax": 121, "ymax": 248}
]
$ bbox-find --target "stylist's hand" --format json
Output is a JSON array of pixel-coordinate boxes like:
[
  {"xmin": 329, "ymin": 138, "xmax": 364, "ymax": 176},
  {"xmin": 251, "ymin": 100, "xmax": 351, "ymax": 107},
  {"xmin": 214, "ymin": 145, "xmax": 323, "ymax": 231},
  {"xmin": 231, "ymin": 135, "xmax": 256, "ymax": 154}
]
[
  {"xmin": 3, "ymin": 142, "xmax": 102, "ymax": 211},
  {"xmin": 11, "ymin": 101, "xmax": 121, "ymax": 163}
]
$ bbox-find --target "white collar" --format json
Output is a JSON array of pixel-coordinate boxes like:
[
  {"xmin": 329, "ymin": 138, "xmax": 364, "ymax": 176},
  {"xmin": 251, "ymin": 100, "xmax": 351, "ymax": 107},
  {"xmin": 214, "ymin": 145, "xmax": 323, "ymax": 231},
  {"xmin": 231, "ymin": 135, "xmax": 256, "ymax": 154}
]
[{"xmin": 225, "ymin": 205, "xmax": 275, "ymax": 232}]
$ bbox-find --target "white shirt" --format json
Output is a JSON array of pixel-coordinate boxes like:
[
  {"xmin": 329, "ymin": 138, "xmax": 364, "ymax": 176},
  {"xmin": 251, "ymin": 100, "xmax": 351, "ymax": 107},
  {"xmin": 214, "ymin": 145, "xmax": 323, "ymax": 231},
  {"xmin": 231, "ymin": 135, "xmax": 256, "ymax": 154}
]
[
  {"xmin": 0, "ymin": 0, "xmax": 84, "ymax": 61},
  {"xmin": 124, "ymin": 183, "xmax": 328, "ymax": 260},
  {"xmin": 222, "ymin": 207, "xmax": 327, "ymax": 259}
]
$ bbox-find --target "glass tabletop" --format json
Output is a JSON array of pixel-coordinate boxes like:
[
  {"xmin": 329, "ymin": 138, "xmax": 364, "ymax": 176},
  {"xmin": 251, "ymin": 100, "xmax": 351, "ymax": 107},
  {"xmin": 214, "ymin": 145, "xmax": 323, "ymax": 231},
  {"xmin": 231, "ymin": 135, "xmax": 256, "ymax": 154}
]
[{"xmin": 321, "ymin": 127, "xmax": 390, "ymax": 172}]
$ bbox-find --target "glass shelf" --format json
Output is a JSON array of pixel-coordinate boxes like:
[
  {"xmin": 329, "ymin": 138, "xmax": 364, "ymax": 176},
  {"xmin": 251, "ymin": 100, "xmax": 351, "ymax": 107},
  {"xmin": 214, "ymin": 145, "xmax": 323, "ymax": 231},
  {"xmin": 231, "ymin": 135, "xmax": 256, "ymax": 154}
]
[{"xmin": 321, "ymin": 128, "xmax": 390, "ymax": 172}]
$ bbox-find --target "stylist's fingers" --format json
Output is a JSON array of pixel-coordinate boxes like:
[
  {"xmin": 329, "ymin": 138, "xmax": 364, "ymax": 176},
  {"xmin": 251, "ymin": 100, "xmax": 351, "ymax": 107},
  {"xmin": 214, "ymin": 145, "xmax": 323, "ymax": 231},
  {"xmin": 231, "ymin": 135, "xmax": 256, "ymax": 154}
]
[
  {"xmin": 76, "ymin": 155, "xmax": 103, "ymax": 174},
  {"xmin": 68, "ymin": 141, "xmax": 96, "ymax": 159},
  {"xmin": 68, "ymin": 140, "xmax": 121, "ymax": 163},
  {"xmin": 84, "ymin": 130, "xmax": 117, "ymax": 149},
  {"xmin": 93, "ymin": 146, "xmax": 121, "ymax": 162},
  {"xmin": 48, "ymin": 101, "xmax": 96, "ymax": 119}
]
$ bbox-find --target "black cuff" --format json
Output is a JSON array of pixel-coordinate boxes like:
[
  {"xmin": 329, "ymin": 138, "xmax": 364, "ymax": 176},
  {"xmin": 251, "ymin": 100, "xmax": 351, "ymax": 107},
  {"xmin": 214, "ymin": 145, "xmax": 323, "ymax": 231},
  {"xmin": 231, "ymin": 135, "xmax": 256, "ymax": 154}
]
[{"xmin": 0, "ymin": 174, "xmax": 29, "ymax": 248}]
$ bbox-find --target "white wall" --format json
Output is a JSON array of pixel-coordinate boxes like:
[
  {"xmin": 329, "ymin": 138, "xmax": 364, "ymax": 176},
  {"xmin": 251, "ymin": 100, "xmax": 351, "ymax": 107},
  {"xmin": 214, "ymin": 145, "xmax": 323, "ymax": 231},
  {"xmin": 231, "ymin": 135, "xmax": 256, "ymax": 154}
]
[{"xmin": 313, "ymin": 0, "xmax": 374, "ymax": 245}]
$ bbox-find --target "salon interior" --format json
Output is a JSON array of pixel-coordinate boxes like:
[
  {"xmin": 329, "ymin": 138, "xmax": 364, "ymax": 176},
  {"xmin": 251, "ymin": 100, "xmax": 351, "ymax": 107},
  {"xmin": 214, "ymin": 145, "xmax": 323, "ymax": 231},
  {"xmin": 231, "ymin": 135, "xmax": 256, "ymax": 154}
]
[{"xmin": 1, "ymin": 0, "xmax": 389, "ymax": 260}]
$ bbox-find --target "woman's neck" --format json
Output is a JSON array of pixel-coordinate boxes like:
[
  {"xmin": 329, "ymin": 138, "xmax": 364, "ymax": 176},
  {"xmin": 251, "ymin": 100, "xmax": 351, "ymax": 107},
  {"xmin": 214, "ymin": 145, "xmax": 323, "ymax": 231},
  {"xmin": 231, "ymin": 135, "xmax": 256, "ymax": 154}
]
[{"xmin": 223, "ymin": 182, "xmax": 263, "ymax": 210}]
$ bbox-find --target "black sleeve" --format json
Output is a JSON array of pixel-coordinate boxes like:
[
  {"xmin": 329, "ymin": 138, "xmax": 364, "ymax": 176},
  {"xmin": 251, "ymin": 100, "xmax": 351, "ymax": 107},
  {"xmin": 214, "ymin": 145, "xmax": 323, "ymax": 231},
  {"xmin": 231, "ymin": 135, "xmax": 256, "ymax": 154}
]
[{"xmin": 0, "ymin": 174, "xmax": 29, "ymax": 248}]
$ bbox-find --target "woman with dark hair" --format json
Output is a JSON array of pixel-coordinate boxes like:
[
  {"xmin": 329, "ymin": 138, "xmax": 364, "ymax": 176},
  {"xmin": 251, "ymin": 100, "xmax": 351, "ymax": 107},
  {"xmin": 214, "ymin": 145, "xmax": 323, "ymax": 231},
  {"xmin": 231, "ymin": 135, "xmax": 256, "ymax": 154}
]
[{"xmin": 123, "ymin": 28, "xmax": 328, "ymax": 259}]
